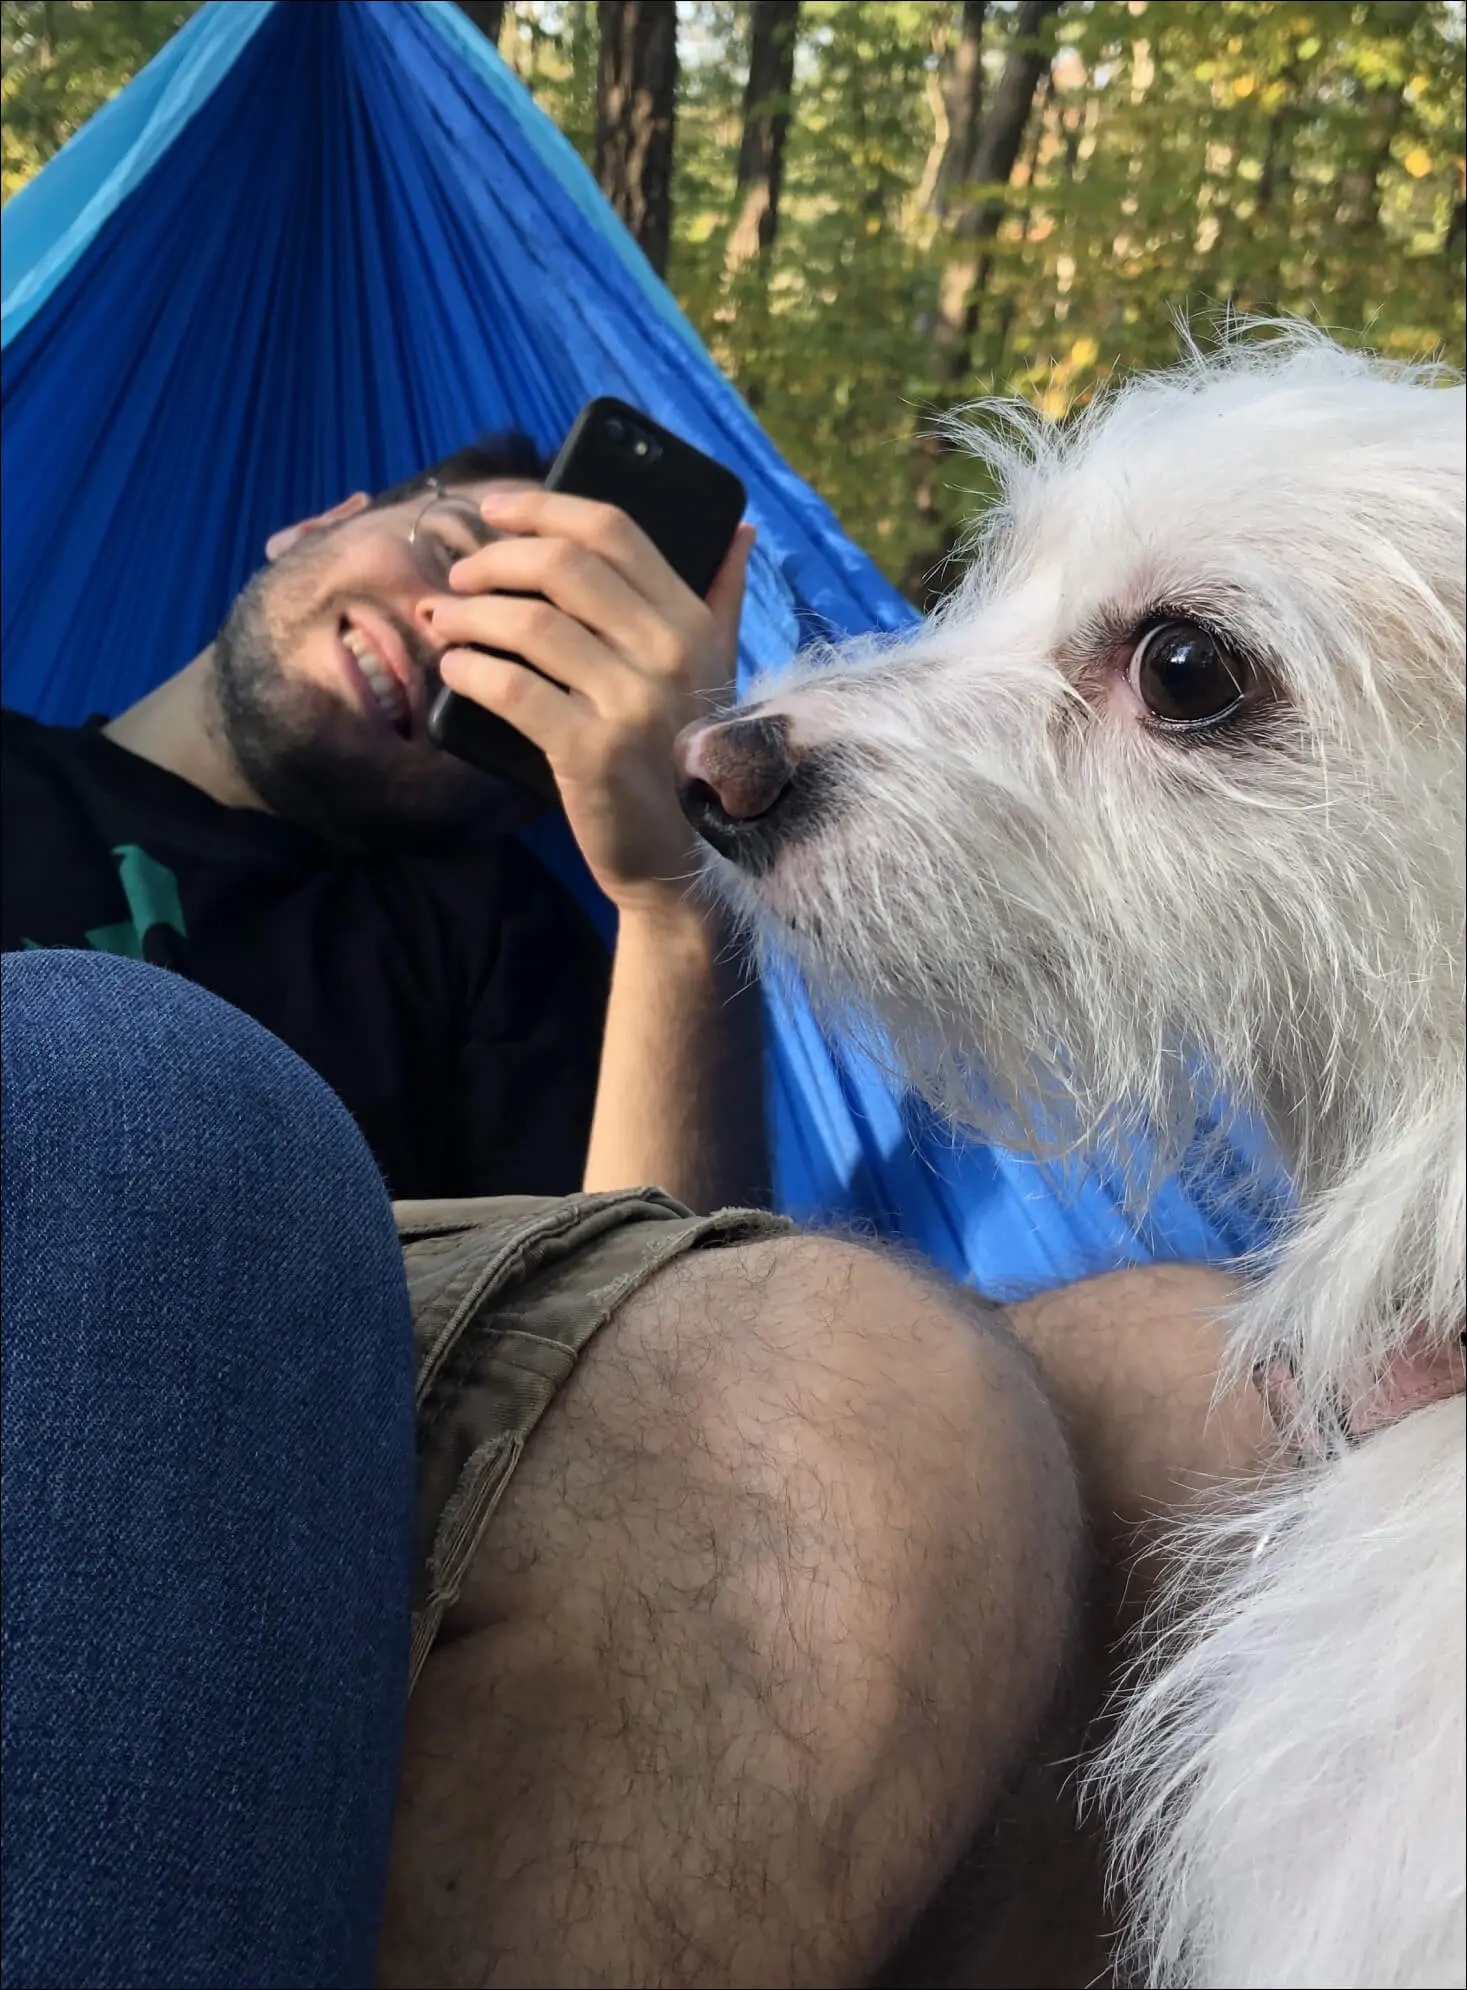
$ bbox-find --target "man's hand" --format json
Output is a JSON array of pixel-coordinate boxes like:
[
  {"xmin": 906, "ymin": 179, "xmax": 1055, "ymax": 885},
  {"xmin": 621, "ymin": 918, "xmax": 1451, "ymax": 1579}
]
[
  {"xmin": 422, "ymin": 485, "xmax": 765, "ymax": 1209},
  {"xmin": 421, "ymin": 488, "xmax": 754, "ymax": 919}
]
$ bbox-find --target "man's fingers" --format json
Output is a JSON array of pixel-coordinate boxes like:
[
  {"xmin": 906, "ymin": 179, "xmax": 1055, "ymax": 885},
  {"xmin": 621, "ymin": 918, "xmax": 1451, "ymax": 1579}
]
[
  {"xmin": 704, "ymin": 523, "xmax": 755, "ymax": 665},
  {"xmin": 425, "ymin": 594, "xmax": 612, "ymax": 696},
  {"xmin": 437, "ymin": 646, "xmax": 585, "ymax": 759},
  {"xmin": 439, "ymin": 534, "xmax": 693, "ymax": 671},
  {"xmin": 477, "ymin": 488, "xmax": 694, "ymax": 618}
]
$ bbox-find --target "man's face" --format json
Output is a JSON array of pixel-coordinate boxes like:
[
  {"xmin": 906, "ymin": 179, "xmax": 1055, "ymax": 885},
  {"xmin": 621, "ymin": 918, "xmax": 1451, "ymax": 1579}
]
[{"xmin": 212, "ymin": 478, "xmax": 535, "ymax": 849}]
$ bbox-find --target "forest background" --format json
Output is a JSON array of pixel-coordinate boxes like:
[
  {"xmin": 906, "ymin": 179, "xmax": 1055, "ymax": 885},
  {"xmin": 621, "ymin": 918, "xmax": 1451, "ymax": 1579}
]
[{"xmin": 4, "ymin": 0, "xmax": 1463, "ymax": 600}]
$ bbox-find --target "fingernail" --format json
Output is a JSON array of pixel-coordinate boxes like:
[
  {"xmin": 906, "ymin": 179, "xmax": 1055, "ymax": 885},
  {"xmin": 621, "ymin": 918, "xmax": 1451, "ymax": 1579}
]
[{"xmin": 480, "ymin": 490, "xmax": 519, "ymax": 516}]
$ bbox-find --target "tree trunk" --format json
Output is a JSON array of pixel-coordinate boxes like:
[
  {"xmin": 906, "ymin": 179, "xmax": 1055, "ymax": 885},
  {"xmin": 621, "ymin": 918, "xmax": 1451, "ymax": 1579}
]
[
  {"xmin": 724, "ymin": 0, "xmax": 799, "ymax": 273},
  {"xmin": 1331, "ymin": 4, "xmax": 1422, "ymax": 252},
  {"xmin": 455, "ymin": 0, "xmax": 506, "ymax": 46},
  {"xmin": 940, "ymin": 0, "xmax": 1059, "ymax": 375},
  {"xmin": 1335, "ymin": 86, "xmax": 1408, "ymax": 236},
  {"xmin": 594, "ymin": 0, "xmax": 679, "ymax": 280},
  {"xmin": 930, "ymin": 1, "xmax": 986, "ymax": 224},
  {"xmin": 903, "ymin": 0, "xmax": 1058, "ymax": 608},
  {"xmin": 1246, "ymin": 61, "xmax": 1303, "ymax": 312}
]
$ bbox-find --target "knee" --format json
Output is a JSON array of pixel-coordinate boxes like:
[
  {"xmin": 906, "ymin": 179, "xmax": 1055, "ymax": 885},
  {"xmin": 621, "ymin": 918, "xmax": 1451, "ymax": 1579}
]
[
  {"xmin": 614, "ymin": 1230, "xmax": 1085, "ymax": 1729},
  {"xmin": 649, "ymin": 1229, "xmax": 1078, "ymax": 1508},
  {"xmin": 2, "ymin": 948, "xmax": 392, "ymax": 1256},
  {"xmin": 1005, "ymin": 1262, "xmax": 1275, "ymax": 1583},
  {"xmin": 1, "ymin": 950, "xmax": 409, "ymax": 1420}
]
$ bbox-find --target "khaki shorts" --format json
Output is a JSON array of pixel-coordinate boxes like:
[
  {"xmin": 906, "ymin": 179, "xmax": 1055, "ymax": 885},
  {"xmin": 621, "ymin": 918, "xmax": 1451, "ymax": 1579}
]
[{"xmin": 397, "ymin": 1188, "xmax": 795, "ymax": 1690}]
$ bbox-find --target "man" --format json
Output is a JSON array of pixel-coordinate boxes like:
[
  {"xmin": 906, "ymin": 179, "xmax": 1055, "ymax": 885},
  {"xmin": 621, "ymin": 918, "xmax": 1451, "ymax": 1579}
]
[{"xmin": 1, "ymin": 432, "xmax": 763, "ymax": 1211}]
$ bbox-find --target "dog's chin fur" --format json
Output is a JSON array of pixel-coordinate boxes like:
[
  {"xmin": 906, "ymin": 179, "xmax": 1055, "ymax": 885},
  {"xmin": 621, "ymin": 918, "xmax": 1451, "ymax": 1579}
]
[{"xmin": 706, "ymin": 323, "xmax": 1466, "ymax": 1986}]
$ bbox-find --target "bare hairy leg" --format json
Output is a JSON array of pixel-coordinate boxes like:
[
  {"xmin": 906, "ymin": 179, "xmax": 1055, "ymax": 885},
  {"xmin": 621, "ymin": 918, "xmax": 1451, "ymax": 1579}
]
[
  {"xmin": 880, "ymin": 1264, "xmax": 1281, "ymax": 1990},
  {"xmin": 378, "ymin": 1234, "xmax": 1083, "ymax": 1990},
  {"xmin": 1008, "ymin": 1264, "xmax": 1279, "ymax": 1636}
]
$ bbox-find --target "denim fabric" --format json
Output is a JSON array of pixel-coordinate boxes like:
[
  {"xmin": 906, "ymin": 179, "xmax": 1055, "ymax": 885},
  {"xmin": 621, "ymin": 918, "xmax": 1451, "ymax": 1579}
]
[{"xmin": 2, "ymin": 951, "xmax": 416, "ymax": 1990}]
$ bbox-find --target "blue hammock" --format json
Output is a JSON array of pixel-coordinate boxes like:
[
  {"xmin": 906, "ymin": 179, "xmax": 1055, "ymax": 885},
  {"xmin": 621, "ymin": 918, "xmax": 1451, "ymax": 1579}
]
[{"xmin": 0, "ymin": 0, "xmax": 1287, "ymax": 1295}]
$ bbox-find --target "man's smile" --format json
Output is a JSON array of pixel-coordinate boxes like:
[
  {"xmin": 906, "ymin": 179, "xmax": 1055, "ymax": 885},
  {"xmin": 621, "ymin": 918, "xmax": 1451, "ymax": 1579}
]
[{"xmin": 337, "ymin": 607, "xmax": 419, "ymax": 738}]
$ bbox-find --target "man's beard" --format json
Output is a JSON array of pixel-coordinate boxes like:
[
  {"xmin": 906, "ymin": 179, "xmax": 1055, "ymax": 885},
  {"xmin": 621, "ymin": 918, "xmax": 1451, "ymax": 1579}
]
[{"xmin": 212, "ymin": 559, "xmax": 539, "ymax": 853}]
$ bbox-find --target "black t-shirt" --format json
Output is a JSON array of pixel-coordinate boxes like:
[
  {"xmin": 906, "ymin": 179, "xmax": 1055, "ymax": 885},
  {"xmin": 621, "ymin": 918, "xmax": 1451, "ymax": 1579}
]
[{"xmin": 1, "ymin": 710, "xmax": 610, "ymax": 1200}]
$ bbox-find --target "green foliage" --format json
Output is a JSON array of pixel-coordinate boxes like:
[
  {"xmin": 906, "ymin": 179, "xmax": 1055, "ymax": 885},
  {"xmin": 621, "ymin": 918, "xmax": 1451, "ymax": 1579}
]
[
  {"xmin": 499, "ymin": 0, "xmax": 600, "ymax": 160},
  {"xmin": 723, "ymin": 1, "xmax": 960, "ymax": 577},
  {"xmin": 675, "ymin": 0, "xmax": 1465, "ymax": 584},
  {"xmin": 4, "ymin": 0, "xmax": 1463, "ymax": 591},
  {"xmin": 1015, "ymin": 1, "xmax": 1466, "ymax": 385},
  {"xmin": 2, "ymin": 0, "xmax": 201, "ymax": 199},
  {"xmin": 686, "ymin": 0, "xmax": 1467, "ymax": 585}
]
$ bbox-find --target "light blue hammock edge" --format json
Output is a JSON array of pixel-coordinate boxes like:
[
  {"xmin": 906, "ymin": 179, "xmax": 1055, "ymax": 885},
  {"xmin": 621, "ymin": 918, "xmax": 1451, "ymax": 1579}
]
[{"xmin": 0, "ymin": 0, "xmax": 1290, "ymax": 1294}]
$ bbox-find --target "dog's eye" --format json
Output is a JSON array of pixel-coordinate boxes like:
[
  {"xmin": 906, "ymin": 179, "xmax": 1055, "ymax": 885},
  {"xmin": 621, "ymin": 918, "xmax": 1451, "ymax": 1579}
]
[{"xmin": 1129, "ymin": 621, "xmax": 1252, "ymax": 727}]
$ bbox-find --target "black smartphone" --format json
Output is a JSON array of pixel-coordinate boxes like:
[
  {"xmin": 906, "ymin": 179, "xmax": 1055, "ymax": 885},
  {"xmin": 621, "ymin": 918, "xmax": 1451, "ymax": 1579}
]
[{"xmin": 426, "ymin": 397, "xmax": 748, "ymax": 800}]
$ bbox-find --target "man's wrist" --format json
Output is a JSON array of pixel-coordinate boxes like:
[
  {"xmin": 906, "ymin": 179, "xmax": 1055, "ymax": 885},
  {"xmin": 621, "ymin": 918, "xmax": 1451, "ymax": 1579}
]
[{"xmin": 611, "ymin": 889, "xmax": 734, "ymax": 968}]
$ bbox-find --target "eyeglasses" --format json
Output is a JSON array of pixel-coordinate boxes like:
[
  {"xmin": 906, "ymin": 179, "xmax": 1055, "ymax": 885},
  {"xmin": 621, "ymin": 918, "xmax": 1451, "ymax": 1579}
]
[{"xmin": 406, "ymin": 477, "xmax": 500, "ymax": 590}]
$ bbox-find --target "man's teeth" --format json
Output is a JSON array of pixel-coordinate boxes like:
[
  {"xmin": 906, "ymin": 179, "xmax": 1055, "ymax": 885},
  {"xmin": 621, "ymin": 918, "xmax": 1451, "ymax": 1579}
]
[{"xmin": 342, "ymin": 625, "xmax": 410, "ymax": 731}]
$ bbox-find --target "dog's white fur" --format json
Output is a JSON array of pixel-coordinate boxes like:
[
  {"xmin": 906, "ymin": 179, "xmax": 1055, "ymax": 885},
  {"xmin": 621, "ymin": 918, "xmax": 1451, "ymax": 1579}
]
[{"xmin": 707, "ymin": 325, "xmax": 1466, "ymax": 1987}]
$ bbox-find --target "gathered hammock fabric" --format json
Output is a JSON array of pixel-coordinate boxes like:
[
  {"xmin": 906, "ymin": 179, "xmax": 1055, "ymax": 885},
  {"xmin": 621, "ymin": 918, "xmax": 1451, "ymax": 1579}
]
[{"xmin": 0, "ymin": 0, "xmax": 1287, "ymax": 1295}]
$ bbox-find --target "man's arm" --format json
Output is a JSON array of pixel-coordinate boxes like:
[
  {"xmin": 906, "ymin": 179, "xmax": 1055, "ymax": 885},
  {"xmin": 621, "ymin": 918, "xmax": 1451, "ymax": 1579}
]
[
  {"xmin": 583, "ymin": 898, "xmax": 767, "ymax": 1211},
  {"xmin": 421, "ymin": 490, "xmax": 764, "ymax": 1211}
]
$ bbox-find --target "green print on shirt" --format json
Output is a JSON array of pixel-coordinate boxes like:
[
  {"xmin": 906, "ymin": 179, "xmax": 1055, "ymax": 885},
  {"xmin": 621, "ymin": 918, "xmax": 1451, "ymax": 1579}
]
[{"xmin": 22, "ymin": 845, "xmax": 187, "ymax": 960}]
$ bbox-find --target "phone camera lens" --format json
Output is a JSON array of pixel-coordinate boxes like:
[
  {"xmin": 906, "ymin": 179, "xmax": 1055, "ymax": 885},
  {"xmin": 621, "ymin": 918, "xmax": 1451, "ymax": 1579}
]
[{"xmin": 604, "ymin": 417, "xmax": 626, "ymax": 445}]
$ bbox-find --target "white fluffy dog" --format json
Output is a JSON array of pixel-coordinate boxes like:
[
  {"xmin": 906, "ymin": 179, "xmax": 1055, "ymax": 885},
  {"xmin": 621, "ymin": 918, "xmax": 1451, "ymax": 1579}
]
[{"xmin": 676, "ymin": 325, "xmax": 1466, "ymax": 1988}]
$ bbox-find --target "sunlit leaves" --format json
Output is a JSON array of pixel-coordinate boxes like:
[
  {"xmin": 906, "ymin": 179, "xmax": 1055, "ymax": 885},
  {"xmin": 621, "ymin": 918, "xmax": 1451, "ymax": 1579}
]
[{"xmin": 1, "ymin": 0, "xmax": 201, "ymax": 199}]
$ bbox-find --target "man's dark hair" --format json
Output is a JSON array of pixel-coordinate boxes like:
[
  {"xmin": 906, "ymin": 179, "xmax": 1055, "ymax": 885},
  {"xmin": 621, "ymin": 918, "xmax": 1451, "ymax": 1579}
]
[{"xmin": 372, "ymin": 429, "xmax": 549, "ymax": 510}]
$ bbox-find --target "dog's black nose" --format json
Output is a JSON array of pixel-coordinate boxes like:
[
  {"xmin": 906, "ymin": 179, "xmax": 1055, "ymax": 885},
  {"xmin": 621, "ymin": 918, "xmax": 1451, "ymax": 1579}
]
[{"xmin": 675, "ymin": 715, "xmax": 801, "ymax": 859}]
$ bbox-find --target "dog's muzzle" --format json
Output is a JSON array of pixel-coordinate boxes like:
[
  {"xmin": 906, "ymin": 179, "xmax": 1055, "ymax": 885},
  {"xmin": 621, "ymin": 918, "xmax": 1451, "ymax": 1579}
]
[{"xmin": 675, "ymin": 714, "xmax": 826, "ymax": 873}]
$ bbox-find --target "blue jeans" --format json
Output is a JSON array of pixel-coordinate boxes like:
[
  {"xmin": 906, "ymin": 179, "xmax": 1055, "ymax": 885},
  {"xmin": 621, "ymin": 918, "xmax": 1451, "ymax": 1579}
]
[{"xmin": 2, "ymin": 952, "xmax": 416, "ymax": 1989}]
